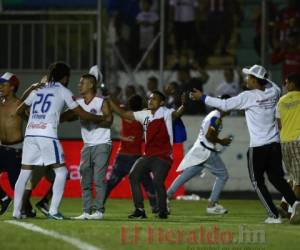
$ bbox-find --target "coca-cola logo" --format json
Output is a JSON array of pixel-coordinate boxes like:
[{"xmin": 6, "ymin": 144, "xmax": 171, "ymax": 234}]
[{"xmin": 28, "ymin": 122, "xmax": 47, "ymax": 129}]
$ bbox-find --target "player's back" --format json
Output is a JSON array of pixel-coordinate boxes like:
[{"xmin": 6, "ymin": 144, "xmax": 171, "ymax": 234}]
[{"xmin": 25, "ymin": 81, "xmax": 77, "ymax": 139}]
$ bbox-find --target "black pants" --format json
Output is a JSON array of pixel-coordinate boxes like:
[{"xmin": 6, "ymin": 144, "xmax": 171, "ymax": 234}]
[
  {"xmin": 104, "ymin": 154, "xmax": 157, "ymax": 209},
  {"xmin": 129, "ymin": 156, "xmax": 171, "ymax": 213},
  {"xmin": 0, "ymin": 146, "xmax": 22, "ymax": 199},
  {"xmin": 247, "ymin": 142, "xmax": 297, "ymax": 218}
]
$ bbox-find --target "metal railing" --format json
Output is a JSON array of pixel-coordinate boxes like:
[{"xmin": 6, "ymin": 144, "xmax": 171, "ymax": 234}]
[{"xmin": 0, "ymin": 20, "xmax": 95, "ymax": 70}]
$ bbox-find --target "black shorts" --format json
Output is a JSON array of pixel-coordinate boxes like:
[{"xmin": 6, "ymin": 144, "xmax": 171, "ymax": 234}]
[{"xmin": 0, "ymin": 146, "xmax": 22, "ymax": 190}]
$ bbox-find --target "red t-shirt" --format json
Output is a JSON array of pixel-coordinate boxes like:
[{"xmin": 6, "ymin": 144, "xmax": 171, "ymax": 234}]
[
  {"xmin": 118, "ymin": 119, "xmax": 143, "ymax": 155},
  {"xmin": 133, "ymin": 107, "xmax": 174, "ymax": 164}
]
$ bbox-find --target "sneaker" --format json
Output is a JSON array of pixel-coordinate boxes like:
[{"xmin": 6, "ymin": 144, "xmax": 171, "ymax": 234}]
[
  {"xmin": 21, "ymin": 209, "xmax": 37, "ymax": 219},
  {"xmin": 48, "ymin": 212, "xmax": 65, "ymax": 220},
  {"xmin": 264, "ymin": 216, "xmax": 282, "ymax": 224},
  {"xmin": 206, "ymin": 204, "xmax": 228, "ymax": 215},
  {"xmin": 151, "ymin": 207, "xmax": 159, "ymax": 214},
  {"xmin": 0, "ymin": 197, "xmax": 12, "ymax": 215},
  {"xmin": 35, "ymin": 201, "xmax": 49, "ymax": 216},
  {"xmin": 89, "ymin": 211, "xmax": 104, "ymax": 220},
  {"xmin": 156, "ymin": 211, "xmax": 168, "ymax": 219},
  {"xmin": 128, "ymin": 208, "xmax": 147, "ymax": 219},
  {"xmin": 72, "ymin": 212, "xmax": 91, "ymax": 220},
  {"xmin": 290, "ymin": 201, "xmax": 300, "ymax": 224}
]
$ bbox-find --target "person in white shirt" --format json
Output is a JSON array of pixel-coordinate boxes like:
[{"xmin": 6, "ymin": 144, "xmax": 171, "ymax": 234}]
[
  {"xmin": 136, "ymin": 0, "xmax": 159, "ymax": 52},
  {"xmin": 13, "ymin": 62, "xmax": 106, "ymax": 220},
  {"xmin": 167, "ymin": 95, "xmax": 232, "ymax": 215},
  {"xmin": 190, "ymin": 64, "xmax": 300, "ymax": 224},
  {"xmin": 65, "ymin": 74, "xmax": 113, "ymax": 220},
  {"xmin": 169, "ymin": 0, "xmax": 198, "ymax": 54},
  {"xmin": 215, "ymin": 68, "xmax": 240, "ymax": 97}
]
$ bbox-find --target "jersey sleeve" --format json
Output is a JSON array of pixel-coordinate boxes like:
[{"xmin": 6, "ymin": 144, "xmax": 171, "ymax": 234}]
[
  {"xmin": 60, "ymin": 87, "xmax": 79, "ymax": 110},
  {"xmin": 205, "ymin": 91, "xmax": 252, "ymax": 111},
  {"xmin": 209, "ymin": 116, "xmax": 222, "ymax": 130},
  {"xmin": 133, "ymin": 110, "xmax": 151, "ymax": 124},
  {"xmin": 24, "ymin": 91, "xmax": 37, "ymax": 106}
]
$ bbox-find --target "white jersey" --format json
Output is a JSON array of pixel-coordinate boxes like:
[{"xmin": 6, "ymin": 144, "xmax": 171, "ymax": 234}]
[
  {"xmin": 24, "ymin": 82, "xmax": 78, "ymax": 139},
  {"xmin": 204, "ymin": 81, "xmax": 281, "ymax": 147},
  {"xmin": 198, "ymin": 110, "xmax": 222, "ymax": 149},
  {"xmin": 77, "ymin": 96, "xmax": 111, "ymax": 147},
  {"xmin": 177, "ymin": 110, "xmax": 222, "ymax": 172}
]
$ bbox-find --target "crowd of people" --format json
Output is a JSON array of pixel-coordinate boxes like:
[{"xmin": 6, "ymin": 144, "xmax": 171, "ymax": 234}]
[{"xmin": 0, "ymin": 61, "xmax": 300, "ymax": 224}]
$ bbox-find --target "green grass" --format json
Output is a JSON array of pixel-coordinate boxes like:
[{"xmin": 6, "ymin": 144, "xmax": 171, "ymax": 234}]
[{"xmin": 1, "ymin": 198, "xmax": 300, "ymax": 250}]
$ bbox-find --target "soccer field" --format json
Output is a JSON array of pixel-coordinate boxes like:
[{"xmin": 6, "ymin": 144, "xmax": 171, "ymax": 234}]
[{"xmin": 0, "ymin": 198, "xmax": 299, "ymax": 250}]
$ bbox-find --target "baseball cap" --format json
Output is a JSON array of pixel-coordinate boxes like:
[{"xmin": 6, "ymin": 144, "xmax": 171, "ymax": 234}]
[
  {"xmin": 242, "ymin": 65, "xmax": 268, "ymax": 79},
  {"xmin": 0, "ymin": 72, "xmax": 20, "ymax": 89},
  {"xmin": 89, "ymin": 65, "xmax": 103, "ymax": 83}
]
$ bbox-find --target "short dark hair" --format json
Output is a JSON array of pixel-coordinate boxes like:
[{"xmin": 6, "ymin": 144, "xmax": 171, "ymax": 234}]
[
  {"xmin": 127, "ymin": 94, "xmax": 144, "ymax": 111},
  {"xmin": 47, "ymin": 62, "xmax": 70, "ymax": 82},
  {"xmin": 287, "ymin": 73, "xmax": 300, "ymax": 89},
  {"xmin": 152, "ymin": 90, "xmax": 166, "ymax": 102},
  {"xmin": 81, "ymin": 73, "xmax": 98, "ymax": 93},
  {"xmin": 148, "ymin": 76, "xmax": 158, "ymax": 83}
]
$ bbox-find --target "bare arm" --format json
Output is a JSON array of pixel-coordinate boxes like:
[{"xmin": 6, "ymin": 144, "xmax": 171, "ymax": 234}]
[
  {"xmin": 72, "ymin": 106, "xmax": 106, "ymax": 123},
  {"xmin": 206, "ymin": 126, "xmax": 232, "ymax": 146},
  {"xmin": 98, "ymin": 100, "xmax": 113, "ymax": 128},
  {"xmin": 172, "ymin": 93, "xmax": 186, "ymax": 121},
  {"xmin": 60, "ymin": 109, "xmax": 78, "ymax": 123},
  {"xmin": 109, "ymin": 98, "xmax": 135, "ymax": 120},
  {"xmin": 16, "ymin": 102, "xmax": 29, "ymax": 120},
  {"xmin": 19, "ymin": 80, "xmax": 46, "ymax": 102}
]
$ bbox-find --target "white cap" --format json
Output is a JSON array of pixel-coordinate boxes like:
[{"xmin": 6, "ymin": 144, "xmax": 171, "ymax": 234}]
[
  {"xmin": 89, "ymin": 65, "xmax": 103, "ymax": 83},
  {"xmin": 242, "ymin": 64, "xmax": 268, "ymax": 79}
]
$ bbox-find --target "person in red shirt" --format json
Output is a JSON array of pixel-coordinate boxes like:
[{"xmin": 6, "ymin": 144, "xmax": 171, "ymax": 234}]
[
  {"xmin": 104, "ymin": 95, "xmax": 158, "ymax": 212},
  {"xmin": 109, "ymin": 90, "xmax": 185, "ymax": 219}
]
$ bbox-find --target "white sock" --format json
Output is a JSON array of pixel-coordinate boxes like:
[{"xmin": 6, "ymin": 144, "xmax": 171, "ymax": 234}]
[
  {"xmin": 13, "ymin": 169, "xmax": 32, "ymax": 218},
  {"xmin": 289, "ymin": 205, "xmax": 293, "ymax": 213},
  {"xmin": 49, "ymin": 167, "xmax": 67, "ymax": 215}
]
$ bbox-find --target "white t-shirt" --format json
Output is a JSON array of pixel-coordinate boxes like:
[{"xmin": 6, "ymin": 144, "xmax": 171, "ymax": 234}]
[
  {"xmin": 169, "ymin": 0, "xmax": 198, "ymax": 22},
  {"xmin": 204, "ymin": 81, "xmax": 281, "ymax": 147},
  {"xmin": 24, "ymin": 82, "xmax": 78, "ymax": 139},
  {"xmin": 77, "ymin": 96, "xmax": 111, "ymax": 146},
  {"xmin": 136, "ymin": 11, "xmax": 159, "ymax": 49},
  {"xmin": 215, "ymin": 81, "xmax": 240, "ymax": 97}
]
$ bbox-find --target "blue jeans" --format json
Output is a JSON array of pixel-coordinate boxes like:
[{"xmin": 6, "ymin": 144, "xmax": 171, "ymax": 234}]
[{"xmin": 167, "ymin": 152, "xmax": 229, "ymax": 203}]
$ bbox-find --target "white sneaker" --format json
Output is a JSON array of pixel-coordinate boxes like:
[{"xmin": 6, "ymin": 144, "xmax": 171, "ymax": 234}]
[
  {"xmin": 72, "ymin": 212, "xmax": 91, "ymax": 220},
  {"xmin": 206, "ymin": 204, "xmax": 228, "ymax": 215},
  {"xmin": 89, "ymin": 211, "xmax": 104, "ymax": 220},
  {"xmin": 290, "ymin": 201, "xmax": 300, "ymax": 224},
  {"xmin": 264, "ymin": 216, "xmax": 282, "ymax": 224}
]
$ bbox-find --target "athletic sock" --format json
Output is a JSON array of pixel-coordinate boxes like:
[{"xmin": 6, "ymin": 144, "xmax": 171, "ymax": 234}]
[
  {"xmin": 13, "ymin": 169, "xmax": 32, "ymax": 218},
  {"xmin": 49, "ymin": 167, "xmax": 67, "ymax": 215}
]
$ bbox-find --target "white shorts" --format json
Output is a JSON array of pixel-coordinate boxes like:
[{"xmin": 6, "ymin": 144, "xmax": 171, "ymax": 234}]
[{"xmin": 22, "ymin": 136, "xmax": 65, "ymax": 166}]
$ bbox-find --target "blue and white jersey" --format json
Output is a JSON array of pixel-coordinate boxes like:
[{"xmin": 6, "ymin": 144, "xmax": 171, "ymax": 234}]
[
  {"xmin": 198, "ymin": 109, "xmax": 222, "ymax": 149},
  {"xmin": 24, "ymin": 81, "xmax": 78, "ymax": 138}
]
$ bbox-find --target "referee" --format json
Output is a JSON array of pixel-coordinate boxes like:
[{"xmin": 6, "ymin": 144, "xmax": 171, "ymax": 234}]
[{"xmin": 190, "ymin": 64, "xmax": 300, "ymax": 224}]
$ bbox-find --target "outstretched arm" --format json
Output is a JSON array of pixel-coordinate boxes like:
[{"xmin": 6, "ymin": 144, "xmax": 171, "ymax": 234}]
[
  {"xmin": 98, "ymin": 100, "xmax": 113, "ymax": 128},
  {"xmin": 72, "ymin": 106, "xmax": 107, "ymax": 123},
  {"xmin": 172, "ymin": 93, "xmax": 186, "ymax": 121},
  {"xmin": 109, "ymin": 98, "xmax": 135, "ymax": 121}
]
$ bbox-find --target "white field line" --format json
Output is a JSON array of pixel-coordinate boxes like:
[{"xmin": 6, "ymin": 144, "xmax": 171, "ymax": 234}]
[{"xmin": 5, "ymin": 220, "xmax": 102, "ymax": 250}]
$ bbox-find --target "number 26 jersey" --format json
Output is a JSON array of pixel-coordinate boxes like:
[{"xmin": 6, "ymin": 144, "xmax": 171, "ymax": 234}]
[{"xmin": 24, "ymin": 81, "xmax": 79, "ymax": 139}]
